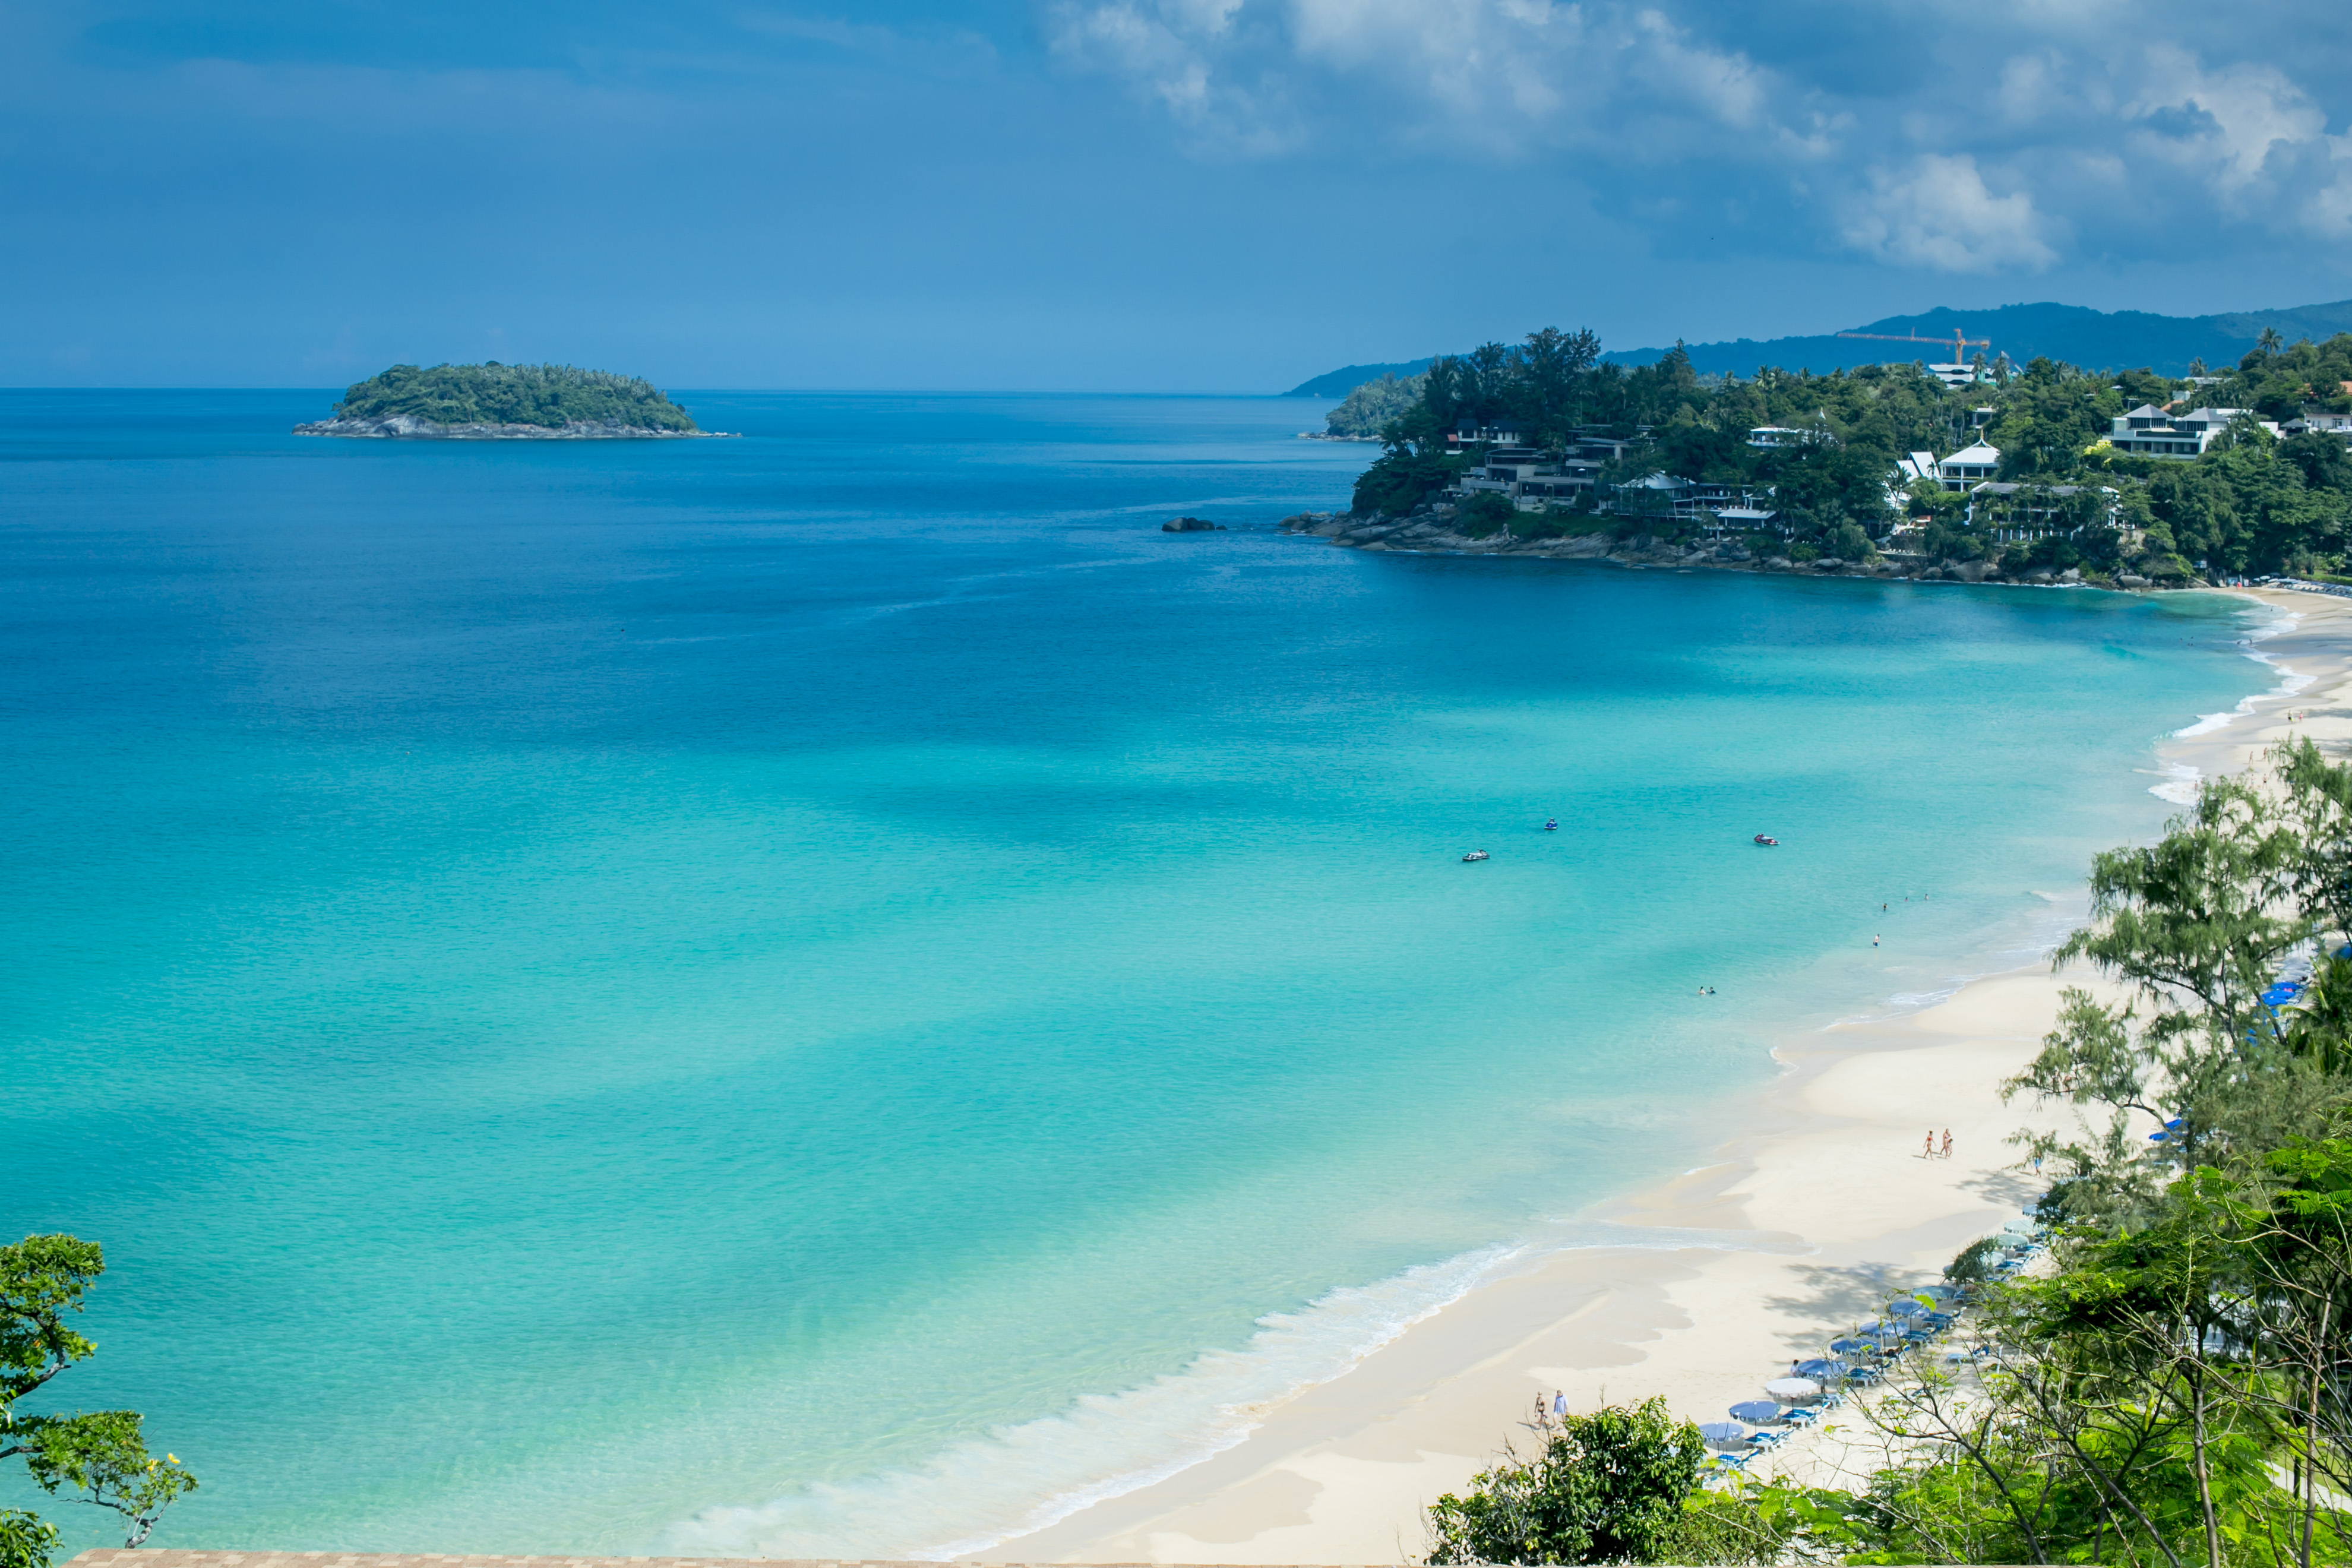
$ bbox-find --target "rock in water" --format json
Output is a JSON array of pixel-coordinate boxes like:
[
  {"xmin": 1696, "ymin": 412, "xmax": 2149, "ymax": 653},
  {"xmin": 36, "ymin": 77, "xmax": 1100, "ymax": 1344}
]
[{"xmin": 1162, "ymin": 517, "xmax": 1226, "ymax": 532}]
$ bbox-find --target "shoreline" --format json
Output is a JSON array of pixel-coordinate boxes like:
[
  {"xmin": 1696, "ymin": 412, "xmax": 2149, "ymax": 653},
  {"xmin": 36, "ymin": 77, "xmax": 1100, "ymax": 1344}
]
[
  {"xmin": 962, "ymin": 586, "xmax": 2352, "ymax": 1567},
  {"xmin": 1278, "ymin": 509, "xmax": 2194, "ymax": 590}
]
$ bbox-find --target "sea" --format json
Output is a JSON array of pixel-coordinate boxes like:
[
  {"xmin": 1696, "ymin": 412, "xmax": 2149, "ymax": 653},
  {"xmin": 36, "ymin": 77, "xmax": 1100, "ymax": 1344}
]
[{"xmin": 0, "ymin": 389, "xmax": 2282, "ymax": 1558}]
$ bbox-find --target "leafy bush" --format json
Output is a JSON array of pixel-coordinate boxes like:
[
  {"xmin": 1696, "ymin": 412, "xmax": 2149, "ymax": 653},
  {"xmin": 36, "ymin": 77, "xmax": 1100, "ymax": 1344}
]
[
  {"xmin": 1459, "ymin": 491, "xmax": 1516, "ymax": 537},
  {"xmin": 333, "ymin": 363, "xmax": 699, "ymax": 431},
  {"xmin": 1946, "ymin": 1235, "xmax": 2003, "ymax": 1282},
  {"xmin": 1324, "ymin": 372, "xmax": 1427, "ymax": 438},
  {"xmin": 0, "ymin": 1513, "xmax": 58, "ymax": 1568},
  {"xmin": 1427, "ymin": 1398, "xmax": 1705, "ymax": 1564}
]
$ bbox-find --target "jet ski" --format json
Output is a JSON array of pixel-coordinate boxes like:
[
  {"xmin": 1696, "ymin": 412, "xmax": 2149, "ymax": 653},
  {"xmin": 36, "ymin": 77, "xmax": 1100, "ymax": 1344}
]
[{"xmin": 1462, "ymin": 849, "xmax": 1490, "ymax": 862}]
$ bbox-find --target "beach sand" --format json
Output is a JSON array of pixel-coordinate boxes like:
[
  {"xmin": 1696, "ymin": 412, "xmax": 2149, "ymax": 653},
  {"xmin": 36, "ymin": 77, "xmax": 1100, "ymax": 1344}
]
[{"xmin": 969, "ymin": 586, "xmax": 2352, "ymax": 1567}]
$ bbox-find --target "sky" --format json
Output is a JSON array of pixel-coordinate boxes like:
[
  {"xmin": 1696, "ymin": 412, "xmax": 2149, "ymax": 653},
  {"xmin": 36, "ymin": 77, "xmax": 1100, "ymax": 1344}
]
[{"xmin": 4, "ymin": 1, "xmax": 2352, "ymax": 390}]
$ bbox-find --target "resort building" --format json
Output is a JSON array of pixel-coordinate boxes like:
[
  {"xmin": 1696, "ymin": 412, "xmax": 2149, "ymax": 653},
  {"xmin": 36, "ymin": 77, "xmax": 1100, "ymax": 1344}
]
[
  {"xmin": 1443, "ymin": 427, "xmax": 1654, "ymax": 510},
  {"xmin": 1965, "ymin": 482, "xmax": 2122, "ymax": 541},
  {"xmin": 1448, "ymin": 418, "xmax": 1523, "ymax": 448},
  {"xmin": 2284, "ymin": 411, "xmax": 2352, "ymax": 451},
  {"xmin": 1933, "ymin": 442, "xmax": 2002, "ymax": 491},
  {"xmin": 1746, "ymin": 426, "xmax": 1829, "ymax": 449},
  {"xmin": 2106, "ymin": 405, "xmax": 2280, "ymax": 459}
]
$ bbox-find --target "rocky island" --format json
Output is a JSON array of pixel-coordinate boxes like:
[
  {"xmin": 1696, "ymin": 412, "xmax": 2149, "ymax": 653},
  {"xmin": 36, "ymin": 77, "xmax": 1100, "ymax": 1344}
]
[{"xmin": 294, "ymin": 362, "xmax": 726, "ymax": 439}]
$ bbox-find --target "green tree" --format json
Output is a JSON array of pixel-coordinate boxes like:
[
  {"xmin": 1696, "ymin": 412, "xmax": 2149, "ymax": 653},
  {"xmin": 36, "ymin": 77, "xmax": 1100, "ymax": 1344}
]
[
  {"xmin": 1427, "ymin": 1398, "xmax": 1707, "ymax": 1564},
  {"xmin": 0, "ymin": 1512, "xmax": 60, "ymax": 1568},
  {"xmin": 1, "ymin": 1237, "xmax": 195, "ymax": 1549}
]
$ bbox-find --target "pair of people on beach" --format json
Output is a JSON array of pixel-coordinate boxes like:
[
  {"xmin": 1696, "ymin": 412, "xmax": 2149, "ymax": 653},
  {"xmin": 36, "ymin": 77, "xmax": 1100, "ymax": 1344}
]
[{"xmin": 1923, "ymin": 1128, "xmax": 1952, "ymax": 1159}]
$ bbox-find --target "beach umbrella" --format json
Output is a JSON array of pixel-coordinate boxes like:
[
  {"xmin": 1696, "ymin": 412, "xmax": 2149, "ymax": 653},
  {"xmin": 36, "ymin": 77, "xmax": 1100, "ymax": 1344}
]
[
  {"xmin": 1698, "ymin": 1421, "xmax": 1749, "ymax": 1448},
  {"xmin": 2263, "ymin": 982, "xmax": 2303, "ymax": 1007},
  {"xmin": 1729, "ymin": 1400, "xmax": 1780, "ymax": 1423},
  {"xmin": 1794, "ymin": 1358, "xmax": 1848, "ymax": 1379},
  {"xmin": 1888, "ymin": 1299, "xmax": 1926, "ymax": 1317},
  {"xmin": 1828, "ymin": 1337, "xmax": 1870, "ymax": 1354},
  {"xmin": 2002, "ymin": 1220, "xmax": 2036, "ymax": 1235},
  {"xmin": 1765, "ymin": 1377, "xmax": 1822, "ymax": 1402}
]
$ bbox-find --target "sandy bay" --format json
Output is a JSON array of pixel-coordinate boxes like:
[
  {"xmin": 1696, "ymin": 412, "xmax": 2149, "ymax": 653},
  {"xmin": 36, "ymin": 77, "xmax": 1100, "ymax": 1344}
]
[{"xmin": 976, "ymin": 585, "xmax": 2352, "ymax": 1567}]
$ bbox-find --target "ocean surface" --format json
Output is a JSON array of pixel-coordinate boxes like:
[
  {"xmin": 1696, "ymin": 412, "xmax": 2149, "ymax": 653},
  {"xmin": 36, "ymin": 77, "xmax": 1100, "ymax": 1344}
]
[{"xmin": 1, "ymin": 389, "xmax": 2278, "ymax": 1557}]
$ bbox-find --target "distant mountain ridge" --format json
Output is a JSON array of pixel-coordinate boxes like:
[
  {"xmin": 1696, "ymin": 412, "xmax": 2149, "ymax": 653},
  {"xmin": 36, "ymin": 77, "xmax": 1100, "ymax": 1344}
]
[
  {"xmin": 1285, "ymin": 298, "xmax": 2352, "ymax": 397},
  {"xmin": 1285, "ymin": 359, "xmax": 1437, "ymax": 398}
]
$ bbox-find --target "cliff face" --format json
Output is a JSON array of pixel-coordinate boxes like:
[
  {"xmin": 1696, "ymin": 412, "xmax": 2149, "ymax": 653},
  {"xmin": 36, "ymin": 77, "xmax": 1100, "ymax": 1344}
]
[{"xmin": 292, "ymin": 415, "xmax": 725, "ymax": 440}]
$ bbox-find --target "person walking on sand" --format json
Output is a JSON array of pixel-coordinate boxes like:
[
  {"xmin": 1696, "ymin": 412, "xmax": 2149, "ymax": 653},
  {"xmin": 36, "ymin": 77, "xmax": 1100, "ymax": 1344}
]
[
  {"xmin": 1942, "ymin": 1129, "xmax": 1953, "ymax": 1159},
  {"xmin": 1554, "ymin": 1390, "xmax": 1567, "ymax": 1418},
  {"xmin": 1924, "ymin": 1130, "xmax": 1935, "ymax": 1158}
]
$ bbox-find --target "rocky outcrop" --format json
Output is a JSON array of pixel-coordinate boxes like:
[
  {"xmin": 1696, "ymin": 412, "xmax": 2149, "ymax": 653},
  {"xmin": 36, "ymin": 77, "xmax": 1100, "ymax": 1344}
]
[
  {"xmin": 292, "ymin": 415, "xmax": 729, "ymax": 440},
  {"xmin": 1162, "ymin": 516, "xmax": 1226, "ymax": 532},
  {"xmin": 1275, "ymin": 508, "xmax": 2180, "ymax": 590}
]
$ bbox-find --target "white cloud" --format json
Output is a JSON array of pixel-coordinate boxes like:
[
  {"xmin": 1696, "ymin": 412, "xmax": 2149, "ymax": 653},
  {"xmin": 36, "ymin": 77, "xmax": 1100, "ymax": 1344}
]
[
  {"xmin": 1838, "ymin": 155, "xmax": 2057, "ymax": 273},
  {"xmin": 1046, "ymin": 0, "xmax": 2352, "ymax": 264}
]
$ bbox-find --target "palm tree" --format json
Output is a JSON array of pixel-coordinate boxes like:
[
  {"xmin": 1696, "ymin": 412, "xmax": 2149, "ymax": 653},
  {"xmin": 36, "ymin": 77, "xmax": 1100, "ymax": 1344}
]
[{"xmin": 2258, "ymin": 326, "xmax": 2284, "ymax": 354}]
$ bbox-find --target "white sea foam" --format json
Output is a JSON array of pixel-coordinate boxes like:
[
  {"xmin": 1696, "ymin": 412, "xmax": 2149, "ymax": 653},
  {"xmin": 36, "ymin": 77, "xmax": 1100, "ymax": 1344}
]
[
  {"xmin": 2147, "ymin": 761, "xmax": 2202, "ymax": 804},
  {"xmin": 659, "ymin": 1242, "xmax": 1528, "ymax": 1561},
  {"xmin": 657, "ymin": 1218, "xmax": 1792, "ymax": 1562},
  {"xmin": 2172, "ymin": 606, "xmax": 2310, "ymax": 738}
]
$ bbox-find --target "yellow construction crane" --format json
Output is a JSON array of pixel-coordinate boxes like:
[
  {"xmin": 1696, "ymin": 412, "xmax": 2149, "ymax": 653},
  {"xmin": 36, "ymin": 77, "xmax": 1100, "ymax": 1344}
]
[{"xmin": 1835, "ymin": 328, "xmax": 1992, "ymax": 362}]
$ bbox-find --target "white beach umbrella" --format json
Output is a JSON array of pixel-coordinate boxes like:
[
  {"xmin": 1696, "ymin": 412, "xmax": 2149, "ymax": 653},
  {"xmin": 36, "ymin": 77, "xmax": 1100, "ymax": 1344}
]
[{"xmin": 1765, "ymin": 1377, "xmax": 1821, "ymax": 1402}]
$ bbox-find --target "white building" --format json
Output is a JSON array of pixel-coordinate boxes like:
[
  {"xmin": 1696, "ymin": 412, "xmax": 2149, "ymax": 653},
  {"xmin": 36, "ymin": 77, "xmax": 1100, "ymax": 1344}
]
[
  {"xmin": 2107, "ymin": 405, "xmax": 2280, "ymax": 459},
  {"xmin": 1934, "ymin": 442, "xmax": 2002, "ymax": 491}
]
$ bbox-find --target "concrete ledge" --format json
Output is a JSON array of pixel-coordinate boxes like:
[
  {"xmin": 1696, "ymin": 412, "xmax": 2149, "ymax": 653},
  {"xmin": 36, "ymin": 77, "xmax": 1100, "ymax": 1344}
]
[{"xmin": 65, "ymin": 1554, "xmax": 1401, "ymax": 1568}]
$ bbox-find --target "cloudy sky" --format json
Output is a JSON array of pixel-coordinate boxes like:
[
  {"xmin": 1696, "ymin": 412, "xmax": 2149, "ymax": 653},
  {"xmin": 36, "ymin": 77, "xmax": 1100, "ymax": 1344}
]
[{"xmin": 5, "ymin": 0, "xmax": 2350, "ymax": 388}]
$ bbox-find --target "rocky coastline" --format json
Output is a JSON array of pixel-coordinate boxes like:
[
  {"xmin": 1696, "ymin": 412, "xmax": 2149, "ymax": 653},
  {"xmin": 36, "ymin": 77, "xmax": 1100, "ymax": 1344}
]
[
  {"xmin": 292, "ymin": 415, "xmax": 735, "ymax": 440},
  {"xmin": 1277, "ymin": 505, "xmax": 2167, "ymax": 589}
]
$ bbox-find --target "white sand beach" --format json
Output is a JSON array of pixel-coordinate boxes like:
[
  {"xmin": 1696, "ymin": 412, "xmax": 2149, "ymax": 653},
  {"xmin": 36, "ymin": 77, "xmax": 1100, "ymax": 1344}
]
[{"xmin": 973, "ymin": 586, "xmax": 2352, "ymax": 1567}]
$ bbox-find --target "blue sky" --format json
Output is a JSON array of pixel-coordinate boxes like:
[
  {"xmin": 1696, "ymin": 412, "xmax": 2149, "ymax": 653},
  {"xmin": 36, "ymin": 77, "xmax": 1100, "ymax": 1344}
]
[{"xmin": 5, "ymin": 1, "xmax": 2351, "ymax": 390}]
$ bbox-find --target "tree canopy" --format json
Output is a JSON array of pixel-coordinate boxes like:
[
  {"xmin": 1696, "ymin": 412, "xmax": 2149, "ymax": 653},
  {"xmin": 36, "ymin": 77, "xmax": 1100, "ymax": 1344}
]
[
  {"xmin": 2, "ymin": 1236, "xmax": 195, "ymax": 1566},
  {"xmin": 1345, "ymin": 326, "xmax": 2352, "ymax": 581},
  {"xmin": 331, "ymin": 362, "xmax": 700, "ymax": 431}
]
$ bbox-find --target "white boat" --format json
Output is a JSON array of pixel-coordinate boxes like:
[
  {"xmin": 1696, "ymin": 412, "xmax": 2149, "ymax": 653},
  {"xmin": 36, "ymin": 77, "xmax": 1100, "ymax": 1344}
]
[{"xmin": 1462, "ymin": 850, "xmax": 1490, "ymax": 862}]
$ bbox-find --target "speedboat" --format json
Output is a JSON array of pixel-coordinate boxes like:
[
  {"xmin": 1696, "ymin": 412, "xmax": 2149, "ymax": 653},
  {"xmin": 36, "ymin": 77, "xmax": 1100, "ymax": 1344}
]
[
  {"xmin": 1753, "ymin": 834, "xmax": 1779, "ymax": 846},
  {"xmin": 1462, "ymin": 850, "xmax": 1490, "ymax": 862},
  {"xmin": 1544, "ymin": 818, "xmax": 1558, "ymax": 832}
]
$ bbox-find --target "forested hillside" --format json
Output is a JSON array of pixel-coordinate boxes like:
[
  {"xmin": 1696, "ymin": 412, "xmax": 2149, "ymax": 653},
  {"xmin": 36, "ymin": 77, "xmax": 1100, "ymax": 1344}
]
[
  {"xmin": 1348, "ymin": 327, "xmax": 2352, "ymax": 581},
  {"xmin": 332, "ymin": 363, "xmax": 700, "ymax": 431}
]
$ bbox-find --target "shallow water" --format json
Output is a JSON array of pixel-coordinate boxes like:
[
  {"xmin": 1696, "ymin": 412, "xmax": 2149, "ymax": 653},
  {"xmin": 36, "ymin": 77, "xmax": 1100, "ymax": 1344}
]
[{"xmin": 0, "ymin": 389, "xmax": 2271, "ymax": 1556}]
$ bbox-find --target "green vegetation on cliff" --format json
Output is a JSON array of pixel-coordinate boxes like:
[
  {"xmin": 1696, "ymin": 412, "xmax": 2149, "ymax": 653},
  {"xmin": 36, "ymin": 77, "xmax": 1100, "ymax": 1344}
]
[
  {"xmin": 333, "ymin": 362, "xmax": 699, "ymax": 431},
  {"xmin": 1324, "ymin": 372, "xmax": 1427, "ymax": 437}
]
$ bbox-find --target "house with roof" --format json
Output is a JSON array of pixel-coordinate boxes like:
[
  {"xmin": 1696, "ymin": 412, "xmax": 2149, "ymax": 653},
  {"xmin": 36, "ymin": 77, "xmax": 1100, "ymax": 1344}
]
[
  {"xmin": 1965, "ymin": 482, "xmax": 2122, "ymax": 542},
  {"xmin": 1447, "ymin": 418, "xmax": 1523, "ymax": 449},
  {"xmin": 2107, "ymin": 405, "xmax": 2280, "ymax": 459},
  {"xmin": 2283, "ymin": 411, "xmax": 2352, "ymax": 451},
  {"xmin": 1933, "ymin": 442, "xmax": 2002, "ymax": 491}
]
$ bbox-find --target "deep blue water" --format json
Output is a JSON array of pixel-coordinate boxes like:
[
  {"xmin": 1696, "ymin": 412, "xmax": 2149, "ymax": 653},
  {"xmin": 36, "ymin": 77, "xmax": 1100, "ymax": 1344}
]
[{"xmin": 0, "ymin": 389, "xmax": 2270, "ymax": 1556}]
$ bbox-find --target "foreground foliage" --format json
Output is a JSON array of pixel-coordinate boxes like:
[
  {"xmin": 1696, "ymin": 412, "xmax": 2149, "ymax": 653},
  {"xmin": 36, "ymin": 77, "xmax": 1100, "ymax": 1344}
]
[
  {"xmin": 333, "ymin": 362, "xmax": 700, "ymax": 431},
  {"xmin": 1428, "ymin": 738, "xmax": 2352, "ymax": 1564},
  {"xmin": 2, "ymin": 1236, "xmax": 195, "ymax": 1558}
]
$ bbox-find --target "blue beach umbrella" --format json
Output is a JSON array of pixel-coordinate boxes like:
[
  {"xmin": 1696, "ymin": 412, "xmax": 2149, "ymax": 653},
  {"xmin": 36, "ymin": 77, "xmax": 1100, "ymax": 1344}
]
[
  {"xmin": 1828, "ymin": 1336, "xmax": 1870, "ymax": 1354},
  {"xmin": 1729, "ymin": 1400, "xmax": 1780, "ymax": 1423},
  {"xmin": 1699, "ymin": 1421, "xmax": 1750, "ymax": 1448},
  {"xmin": 1794, "ymin": 1358, "xmax": 1848, "ymax": 1379},
  {"xmin": 1888, "ymin": 1299, "xmax": 1926, "ymax": 1317},
  {"xmin": 2263, "ymin": 982, "xmax": 2304, "ymax": 1007}
]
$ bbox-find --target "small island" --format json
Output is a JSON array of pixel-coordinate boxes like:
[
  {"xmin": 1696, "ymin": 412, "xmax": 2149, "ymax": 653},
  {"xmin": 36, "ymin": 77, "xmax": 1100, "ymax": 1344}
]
[{"xmin": 294, "ymin": 362, "xmax": 726, "ymax": 439}]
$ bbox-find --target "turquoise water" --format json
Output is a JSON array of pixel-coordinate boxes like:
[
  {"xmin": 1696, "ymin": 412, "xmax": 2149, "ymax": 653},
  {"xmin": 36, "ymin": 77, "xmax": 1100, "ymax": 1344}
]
[{"xmin": 1, "ymin": 390, "xmax": 2272, "ymax": 1557}]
